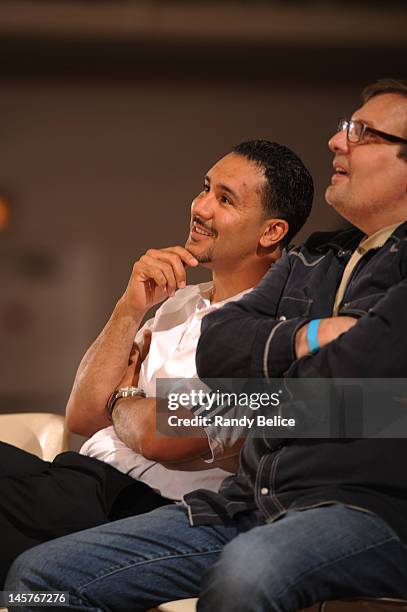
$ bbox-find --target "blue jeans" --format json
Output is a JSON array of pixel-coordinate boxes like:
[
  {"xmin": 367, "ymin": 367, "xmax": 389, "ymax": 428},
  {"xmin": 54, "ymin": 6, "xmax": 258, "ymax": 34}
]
[{"xmin": 6, "ymin": 503, "xmax": 407, "ymax": 612}]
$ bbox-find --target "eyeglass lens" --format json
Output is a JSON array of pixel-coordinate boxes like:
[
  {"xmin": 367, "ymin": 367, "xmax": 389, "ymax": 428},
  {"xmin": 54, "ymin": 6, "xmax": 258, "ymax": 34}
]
[{"xmin": 347, "ymin": 121, "xmax": 363, "ymax": 142}]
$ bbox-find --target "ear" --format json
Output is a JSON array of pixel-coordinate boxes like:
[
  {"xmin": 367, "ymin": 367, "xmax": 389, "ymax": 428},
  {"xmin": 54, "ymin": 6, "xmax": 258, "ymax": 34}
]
[{"xmin": 259, "ymin": 218, "xmax": 289, "ymax": 248}]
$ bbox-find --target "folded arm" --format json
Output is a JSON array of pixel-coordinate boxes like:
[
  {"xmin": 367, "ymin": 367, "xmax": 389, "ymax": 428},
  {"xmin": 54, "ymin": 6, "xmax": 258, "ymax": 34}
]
[
  {"xmin": 66, "ymin": 299, "xmax": 145, "ymax": 437},
  {"xmin": 197, "ymin": 263, "xmax": 407, "ymax": 380},
  {"xmin": 287, "ymin": 278, "xmax": 407, "ymax": 378},
  {"xmin": 112, "ymin": 396, "xmax": 244, "ymax": 464},
  {"xmin": 196, "ymin": 253, "xmax": 292, "ymax": 379}
]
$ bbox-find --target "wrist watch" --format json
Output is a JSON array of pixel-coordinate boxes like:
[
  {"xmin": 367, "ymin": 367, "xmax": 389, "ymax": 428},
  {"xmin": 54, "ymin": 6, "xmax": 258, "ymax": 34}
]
[{"xmin": 107, "ymin": 386, "xmax": 146, "ymax": 420}]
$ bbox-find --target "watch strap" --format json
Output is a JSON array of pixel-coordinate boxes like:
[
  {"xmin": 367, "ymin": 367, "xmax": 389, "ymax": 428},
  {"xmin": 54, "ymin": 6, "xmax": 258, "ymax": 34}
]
[{"xmin": 107, "ymin": 386, "xmax": 146, "ymax": 420}]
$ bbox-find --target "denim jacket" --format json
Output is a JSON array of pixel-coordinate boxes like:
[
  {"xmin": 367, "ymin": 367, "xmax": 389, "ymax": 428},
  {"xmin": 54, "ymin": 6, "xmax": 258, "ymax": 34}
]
[{"xmin": 185, "ymin": 223, "xmax": 407, "ymax": 542}]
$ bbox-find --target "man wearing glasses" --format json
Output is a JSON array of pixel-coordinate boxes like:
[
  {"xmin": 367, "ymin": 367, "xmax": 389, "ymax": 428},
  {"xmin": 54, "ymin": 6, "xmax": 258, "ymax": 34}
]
[{"xmin": 7, "ymin": 79, "xmax": 407, "ymax": 611}]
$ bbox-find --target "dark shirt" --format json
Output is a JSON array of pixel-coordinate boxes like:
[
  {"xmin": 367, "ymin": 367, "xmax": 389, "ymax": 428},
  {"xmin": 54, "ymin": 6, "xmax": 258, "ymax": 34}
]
[{"xmin": 184, "ymin": 223, "xmax": 407, "ymax": 543}]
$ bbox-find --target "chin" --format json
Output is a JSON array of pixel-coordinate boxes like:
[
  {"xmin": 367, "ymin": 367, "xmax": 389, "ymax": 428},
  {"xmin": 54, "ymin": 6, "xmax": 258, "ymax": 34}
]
[
  {"xmin": 325, "ymin": 185, "xmax": 336, "ymax": 207},
  {"xmin": 326, "ymin": 181, "xmax": 350, "ymax": 208},
  {"xmin": 326, "ymin": 191, "xmax": 345, "ymax": 215},
  {"xmin": 186, "ymin": 242, "xmax": 213, "ymax": 264},
  {"xmin": 194, "ymin": 254, "xmax": 213, "ymax": 266}
]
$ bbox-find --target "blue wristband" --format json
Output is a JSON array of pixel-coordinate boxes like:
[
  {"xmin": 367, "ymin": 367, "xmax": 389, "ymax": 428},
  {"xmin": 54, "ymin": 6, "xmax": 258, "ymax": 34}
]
[{"xmin": 307, "ymin": 319, "xmax": 321, "ymax": 353}]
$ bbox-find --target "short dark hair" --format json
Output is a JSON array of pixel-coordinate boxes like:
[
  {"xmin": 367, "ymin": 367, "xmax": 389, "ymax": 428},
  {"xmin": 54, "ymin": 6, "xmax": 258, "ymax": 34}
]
[
  {"xmin": 233, "ymin": 140, "xmax": 314, "ymax": 246},
  {"xmin": 362, "ymin": 78, "xmax": 407, "ymax": 161}
]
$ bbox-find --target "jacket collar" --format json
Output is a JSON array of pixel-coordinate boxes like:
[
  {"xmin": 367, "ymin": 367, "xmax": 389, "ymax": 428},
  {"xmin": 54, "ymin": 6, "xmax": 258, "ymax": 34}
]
[{"xmin": 300, "ymin": 220, "xmax": 407, "ymax": 256}]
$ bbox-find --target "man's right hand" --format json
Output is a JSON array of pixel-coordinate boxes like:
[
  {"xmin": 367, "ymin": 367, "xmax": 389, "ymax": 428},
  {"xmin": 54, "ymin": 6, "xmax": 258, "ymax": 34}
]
[{"xmin": 121, "ymin": 246, "xmax": 199, "ymax": 316}]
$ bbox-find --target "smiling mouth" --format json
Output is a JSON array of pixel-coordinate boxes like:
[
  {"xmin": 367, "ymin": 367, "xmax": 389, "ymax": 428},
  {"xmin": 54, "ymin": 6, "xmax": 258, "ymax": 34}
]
[
  {"xmin": 192, "ymin": 223, "xmax": 214, "ymax": 237},
  {"xmin": 330, "ymin": 165, "xmax": 350, "ymax": 184},
  {"xmin": 333, "ymin": 160, "xmax": 349, "ymax": 178},
  {"xmin": 190, "ymin": 217, "xmax": 216, "ymax": 238}
]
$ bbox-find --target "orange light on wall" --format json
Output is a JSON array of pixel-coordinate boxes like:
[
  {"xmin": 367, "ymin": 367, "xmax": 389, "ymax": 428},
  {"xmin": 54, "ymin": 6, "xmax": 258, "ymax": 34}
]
[{"xmin": 0, "ymin": 195, "xmax": 10, "ymax": 230}]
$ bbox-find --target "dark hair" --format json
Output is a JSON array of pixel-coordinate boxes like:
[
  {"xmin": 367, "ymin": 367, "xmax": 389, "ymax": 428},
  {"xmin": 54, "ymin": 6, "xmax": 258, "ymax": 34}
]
[
  {"xmin": 233, "ymin": 140, "xmax": 314, "ymax": 246},
  {"xmin": 362, "ymin": 78, "xmax": 407, "ymax": 161}
]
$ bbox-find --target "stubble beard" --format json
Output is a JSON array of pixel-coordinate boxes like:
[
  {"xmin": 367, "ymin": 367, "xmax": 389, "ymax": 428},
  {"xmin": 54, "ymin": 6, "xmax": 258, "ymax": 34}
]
[
  {"xmin": 190, "ymin": 246, "xmax": 214, "ymax": 264},
  {"xmin": 185, "ymin": 237, "xmax": 214, "ymax": 264},
  {"xmin": 326, "ymin": 184, "xmax": 374, "ymax": 230}
]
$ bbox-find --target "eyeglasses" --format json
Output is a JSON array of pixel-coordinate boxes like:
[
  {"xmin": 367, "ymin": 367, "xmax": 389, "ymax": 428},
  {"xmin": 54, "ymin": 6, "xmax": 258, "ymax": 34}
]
[{"xmin": 337, "ymin": 119, "xmax": 407, "ymax": 146}]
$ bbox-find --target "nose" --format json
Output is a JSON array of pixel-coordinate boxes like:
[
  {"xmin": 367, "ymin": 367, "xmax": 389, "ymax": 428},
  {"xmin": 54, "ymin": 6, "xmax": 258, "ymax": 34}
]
[
  {"xmin": 191, "ymin": 190, "xmax": 215, "ymax": 221},
  {"xmin": 328, "ymin": 127, "xmax": 349, "ymax": 154}
]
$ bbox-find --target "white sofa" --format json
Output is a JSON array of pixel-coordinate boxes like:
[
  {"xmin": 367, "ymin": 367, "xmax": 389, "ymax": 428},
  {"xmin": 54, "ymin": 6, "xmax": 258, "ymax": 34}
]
[{"xmin": 0, "ymin": 412, "xmax": 69, "ymax": 461}]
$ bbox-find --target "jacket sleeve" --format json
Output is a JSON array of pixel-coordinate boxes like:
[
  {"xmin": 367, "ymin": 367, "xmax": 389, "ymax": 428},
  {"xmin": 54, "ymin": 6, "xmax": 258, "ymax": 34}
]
[
  {"xmin": 283, "ymin": 276, "xmax": 407, "ymax": 379},
  {"xmin": 196, "ymin": 251, "xmax": 309, "ymax": 379}
]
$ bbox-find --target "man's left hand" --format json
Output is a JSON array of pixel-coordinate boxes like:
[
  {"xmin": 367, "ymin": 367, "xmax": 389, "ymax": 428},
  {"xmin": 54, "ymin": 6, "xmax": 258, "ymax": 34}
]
[{"xmin": 118, "ymin": 329, "xmax": 152, "ymax": 387}]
